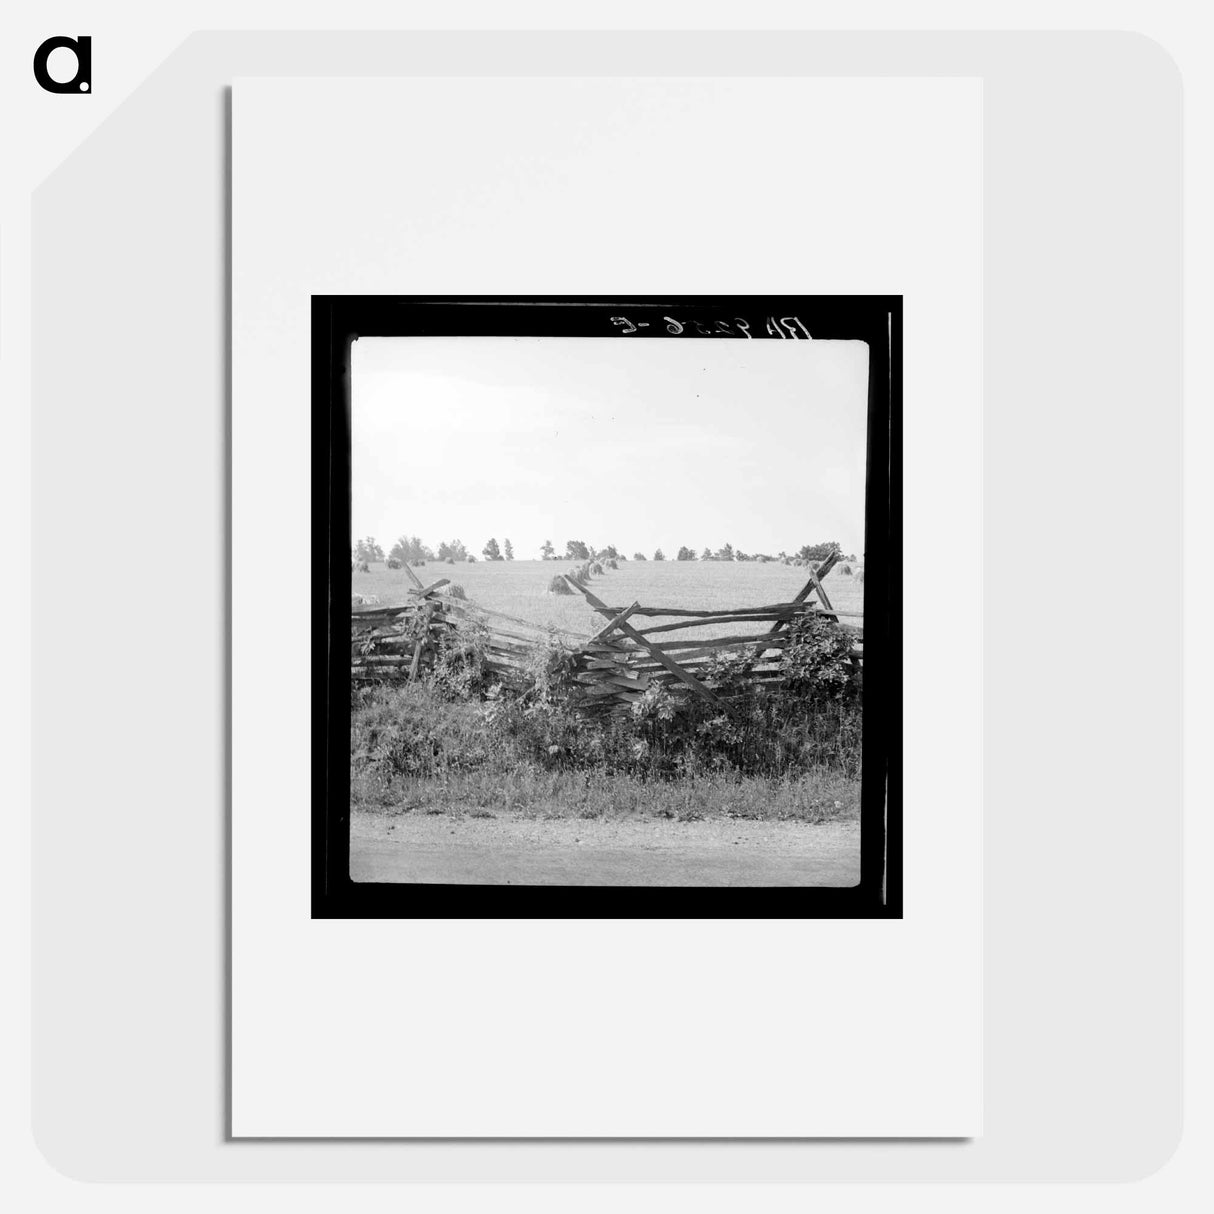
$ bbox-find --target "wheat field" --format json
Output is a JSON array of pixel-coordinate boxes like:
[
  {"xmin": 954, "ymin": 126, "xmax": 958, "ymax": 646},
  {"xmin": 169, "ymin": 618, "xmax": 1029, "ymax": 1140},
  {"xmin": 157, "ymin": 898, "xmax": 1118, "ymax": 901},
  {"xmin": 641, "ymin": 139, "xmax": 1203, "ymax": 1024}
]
[{"xmin": 352, "ymin": 558, "xmax": 864, "ymax": 640}]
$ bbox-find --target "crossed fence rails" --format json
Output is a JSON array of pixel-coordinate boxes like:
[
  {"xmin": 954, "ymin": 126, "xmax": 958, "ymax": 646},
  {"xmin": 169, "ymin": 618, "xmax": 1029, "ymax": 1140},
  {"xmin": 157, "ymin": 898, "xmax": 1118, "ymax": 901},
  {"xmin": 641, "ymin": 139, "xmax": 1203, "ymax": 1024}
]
[{"xmin": 350, "ymin": 552, "xmax": 863, "ymax": 712}]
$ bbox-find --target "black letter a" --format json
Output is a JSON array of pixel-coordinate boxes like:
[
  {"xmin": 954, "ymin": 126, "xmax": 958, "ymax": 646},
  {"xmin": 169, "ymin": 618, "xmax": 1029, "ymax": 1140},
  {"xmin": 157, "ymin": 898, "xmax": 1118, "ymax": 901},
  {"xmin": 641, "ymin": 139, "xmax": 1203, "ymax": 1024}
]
[{"xmin": 33, "ymin": 36, "xmax": 91, "ymax": 94}]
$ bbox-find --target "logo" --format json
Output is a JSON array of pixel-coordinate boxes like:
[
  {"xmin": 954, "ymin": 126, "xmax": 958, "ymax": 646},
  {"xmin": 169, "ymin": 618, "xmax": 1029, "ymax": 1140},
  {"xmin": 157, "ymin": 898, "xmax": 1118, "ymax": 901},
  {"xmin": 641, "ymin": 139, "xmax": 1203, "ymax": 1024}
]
[{"xmin": 33, "ymin": 35, "xmax": 91, "ymax": 93}]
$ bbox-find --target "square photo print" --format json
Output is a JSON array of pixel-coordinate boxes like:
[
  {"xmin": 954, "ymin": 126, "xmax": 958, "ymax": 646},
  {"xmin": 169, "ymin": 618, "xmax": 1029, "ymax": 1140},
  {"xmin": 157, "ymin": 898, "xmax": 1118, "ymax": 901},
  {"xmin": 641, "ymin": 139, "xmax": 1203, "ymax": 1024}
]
[{"xmin": 314, "ymin": 297, "xmax": 899, "ymax": 915}]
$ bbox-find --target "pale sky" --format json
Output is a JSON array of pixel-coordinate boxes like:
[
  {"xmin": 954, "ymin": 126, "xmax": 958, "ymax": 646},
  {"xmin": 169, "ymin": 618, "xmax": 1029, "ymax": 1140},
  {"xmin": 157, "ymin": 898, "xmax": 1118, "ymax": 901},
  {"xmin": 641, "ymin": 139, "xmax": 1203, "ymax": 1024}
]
[{"xmin": 351, "ymin": 336, "xmax": 870, "ymax": 561}]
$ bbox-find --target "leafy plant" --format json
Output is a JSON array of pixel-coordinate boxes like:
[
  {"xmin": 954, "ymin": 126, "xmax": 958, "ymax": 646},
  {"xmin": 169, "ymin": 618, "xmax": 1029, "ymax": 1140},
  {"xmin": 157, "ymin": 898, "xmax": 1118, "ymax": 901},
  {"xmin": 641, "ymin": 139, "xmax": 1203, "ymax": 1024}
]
[
  {"xmin": 781, "ymin": 613, "xmax": 859, "ymax": 703},
  {"xmin": 425, "ymin": 615, "xmax": 490, "ymax": 701}
]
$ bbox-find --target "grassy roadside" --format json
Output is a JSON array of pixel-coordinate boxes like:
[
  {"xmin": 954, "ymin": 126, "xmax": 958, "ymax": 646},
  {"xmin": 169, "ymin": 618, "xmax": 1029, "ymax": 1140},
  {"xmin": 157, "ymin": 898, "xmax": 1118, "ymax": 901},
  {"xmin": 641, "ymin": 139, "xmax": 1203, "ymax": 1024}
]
[
  {"xmin": 352, "ymin": 680, "xmax": 861, "ymax": 824},
  {"xmin": 353, "ymin": 768, "xmax": 860, "ymax": 823}
]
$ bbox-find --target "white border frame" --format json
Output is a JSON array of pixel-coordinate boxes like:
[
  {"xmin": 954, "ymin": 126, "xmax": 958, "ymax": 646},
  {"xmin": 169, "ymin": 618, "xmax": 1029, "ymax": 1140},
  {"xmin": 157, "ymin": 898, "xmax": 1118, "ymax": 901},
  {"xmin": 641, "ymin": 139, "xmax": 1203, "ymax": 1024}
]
[{"xmin": 232, "ymin": 75, "xmax": 982, "ymax": 1138}]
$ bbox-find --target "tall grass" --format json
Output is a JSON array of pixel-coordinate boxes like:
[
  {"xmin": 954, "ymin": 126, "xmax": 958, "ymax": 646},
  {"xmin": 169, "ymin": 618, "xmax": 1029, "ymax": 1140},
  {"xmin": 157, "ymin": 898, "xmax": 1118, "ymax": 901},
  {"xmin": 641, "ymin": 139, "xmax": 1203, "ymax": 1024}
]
[
  {"xmin": 356, "ymin": 766, "xmax": 859, "ymax": 823},
  {"xmin": 351, "ymin": 684, "xmax": 860, "ymax": 821},
  {"xmin": 351, "ymin": 612, "xmax": 863, "ymax": 820}
]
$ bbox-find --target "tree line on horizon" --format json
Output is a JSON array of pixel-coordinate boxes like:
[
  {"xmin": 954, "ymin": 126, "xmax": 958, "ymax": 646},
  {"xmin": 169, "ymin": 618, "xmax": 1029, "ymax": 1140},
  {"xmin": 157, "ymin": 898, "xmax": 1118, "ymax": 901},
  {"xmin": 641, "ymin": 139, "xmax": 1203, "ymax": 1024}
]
[{"xmin": 354, "ymin": 535, "xmax": 857, "ymax": 568}]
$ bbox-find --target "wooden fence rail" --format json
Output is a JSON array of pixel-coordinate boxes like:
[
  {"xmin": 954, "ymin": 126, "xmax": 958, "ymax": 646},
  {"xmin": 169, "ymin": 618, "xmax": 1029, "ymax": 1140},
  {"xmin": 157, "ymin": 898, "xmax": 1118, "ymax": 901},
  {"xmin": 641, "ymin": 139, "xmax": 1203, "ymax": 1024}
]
[{"xmin": 350, "ymin": 563, "xmax": 863, "ymax": 713}]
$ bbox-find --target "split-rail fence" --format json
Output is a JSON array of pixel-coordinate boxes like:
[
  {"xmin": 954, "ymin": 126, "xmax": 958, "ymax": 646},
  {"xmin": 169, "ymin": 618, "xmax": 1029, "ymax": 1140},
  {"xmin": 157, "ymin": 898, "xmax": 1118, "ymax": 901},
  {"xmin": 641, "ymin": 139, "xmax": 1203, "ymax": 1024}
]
[{"xmin": 350, "ymin": 552, "xmax": 863, "ymax": 713}]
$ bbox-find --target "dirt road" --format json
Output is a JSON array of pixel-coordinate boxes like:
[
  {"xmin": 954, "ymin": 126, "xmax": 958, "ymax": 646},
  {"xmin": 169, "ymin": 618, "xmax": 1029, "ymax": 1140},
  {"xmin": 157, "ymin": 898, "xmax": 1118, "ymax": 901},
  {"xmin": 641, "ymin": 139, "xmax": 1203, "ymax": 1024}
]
[{"xmin": 350, "ymin": 811, "xmax": 860, "ymax": 886}]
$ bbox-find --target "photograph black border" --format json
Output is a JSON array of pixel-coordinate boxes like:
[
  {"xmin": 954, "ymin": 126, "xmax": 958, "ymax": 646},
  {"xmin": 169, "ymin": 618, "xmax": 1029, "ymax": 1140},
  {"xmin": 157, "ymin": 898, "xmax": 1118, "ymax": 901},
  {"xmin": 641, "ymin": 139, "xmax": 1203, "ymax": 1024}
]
[{"xmin": 312, "ymin": 295, "xmax": 902, "ymax": 918}]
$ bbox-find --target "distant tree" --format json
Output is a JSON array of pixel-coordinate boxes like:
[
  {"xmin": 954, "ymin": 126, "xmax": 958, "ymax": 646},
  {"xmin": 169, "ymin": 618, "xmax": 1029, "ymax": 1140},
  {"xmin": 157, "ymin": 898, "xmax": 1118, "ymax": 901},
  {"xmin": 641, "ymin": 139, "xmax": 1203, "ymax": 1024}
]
[
  {"xmin": 541, "ymin": 539, "xmax": 555, "ymax": 560},
  {"xmin": 599, "ymin": 544, "xmax": 620, "ymax": 560},
  {"xmin": 503, "ymin": 538, "xmax": 514, "ymax": 560},
  {"xmin": 565, "ymin": 539, "xmax": 591, "ymax": 561},
  {"xmin": 700, "ymin": 546, "xmax": 713, "ymax": 561},
  {"xmin": 797, "ymin": 540, "xmax": 842, "ymax": 563},
  {"xmin": 437, "ymin": 539, "xmax": 468, "ymax": 563},
  {"xmin": 354, "ymin": 536, "xmax": 384, "ymax": 563},
  {"xmin": 676, "ymin": 546, "xmax": 697, "ymax": 561},
  {"xmin": 653, "ymin": 548, "xmax": 666, "ymax": 561},
  {"xmin": 483, "ymin": 538, "xmax": 503, "ymax": 561},
  {"xmin": 735, "ymin": 550, "xmax": 751, "ymax": 561},
  {"xmin": 716, "ymin": 542, "xmax": 735, "ymax": 562},
  {"xmin": 633, "ymin": 552, "xmax": 647, "ymax": 561},
  {"xmin": 467, "ymin": 553, "xmax": 477, "ymax": 562},
  {"xmin": 389, "ymin": 534, "xmax": 433, "ymax": 565}
]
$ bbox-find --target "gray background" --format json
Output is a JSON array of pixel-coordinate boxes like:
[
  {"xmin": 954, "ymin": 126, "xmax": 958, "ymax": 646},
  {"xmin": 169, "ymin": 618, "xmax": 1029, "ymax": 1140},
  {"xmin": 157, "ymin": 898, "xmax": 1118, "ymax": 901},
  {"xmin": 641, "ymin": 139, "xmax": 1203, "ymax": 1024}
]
[{"xmin": 31, "ymin": 31, "xmax": 1181, "ymax": 1180}]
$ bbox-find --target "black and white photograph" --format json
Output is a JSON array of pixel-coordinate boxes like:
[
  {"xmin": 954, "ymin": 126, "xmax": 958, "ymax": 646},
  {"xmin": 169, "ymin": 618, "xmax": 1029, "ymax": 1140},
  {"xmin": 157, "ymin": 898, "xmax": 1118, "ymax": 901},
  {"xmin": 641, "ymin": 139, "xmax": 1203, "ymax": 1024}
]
[{"xmin": 315, "ymin": 297, "xmax": 899, "ymax": 910}]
